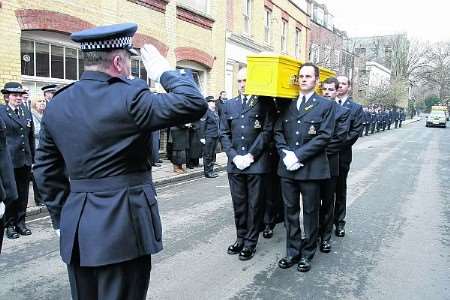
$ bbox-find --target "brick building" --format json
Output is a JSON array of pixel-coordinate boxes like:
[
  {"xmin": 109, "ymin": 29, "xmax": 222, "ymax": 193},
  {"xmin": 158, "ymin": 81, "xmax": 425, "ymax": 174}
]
[
  {"xmin": 0, "ymin": 0, "xmax": 226, "ymax": 100},
  {"xmin": 224, "ymin": 0, "xmax": 310, "ymax": 98}
]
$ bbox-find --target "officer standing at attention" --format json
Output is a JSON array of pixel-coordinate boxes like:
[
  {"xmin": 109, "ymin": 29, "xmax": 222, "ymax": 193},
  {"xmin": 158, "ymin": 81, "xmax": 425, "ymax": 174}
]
[
  {"xmin": 33, "ymin": 23, "xmax": 207, "ymax": 300},
  {"xmin": 0, "ymin": 115, "xmax": 18, "ymax": 253},
  {"xmin": 41, "ymin": 84, "xmax": 57, "ymax": 103},
  {"xmin": 334, "ymin": 76, "xmax": 364, "ymax": 237},
  {"xmin": 220, "ymin": 67, "xmax": 274, "ymax": 261},
  {"xmin": 274, "ymin": 63, "xmax": 335, "ymax": 272},
  {"xmin": 0, "ymin": 82, "xmax": 34, "ymax": 239},
  {"xmin": 318, "ymin": 77, "xmax": 349, "ymax": 253},
  {"xmin": 200, "ymin": 96, "xmax": 220, "ymax": 178}
]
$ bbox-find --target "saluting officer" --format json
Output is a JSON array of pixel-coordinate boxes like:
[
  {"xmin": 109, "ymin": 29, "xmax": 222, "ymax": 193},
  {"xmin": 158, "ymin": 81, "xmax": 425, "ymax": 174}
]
[
  {"xmin": 334, "ymin": 76, "xmax": 364, "ymax": 237},
  {"xmin": 0, "ymin": 82, "xmax": 34, "ymax": 239},
  {"xmin": 274, "ymin": 63, "xmax": 335, "ymax": 272},
  {"xmin": 220, "ymin": 67, "xmax": 274, "ymax": 261},
  {"xmin": 200, "ymin": 96, "xmax": 220, "ymax": 178},
  {"xmin": 319, "ymin": 77, "xmax": 350, "ymax": 253},
  {"xmin": 0, "ymin": 115, "xmax": 18, "ymax": 253},
  {"xmin": 33, "ymin": 23, "xmax": 207, "ymax": 300}
]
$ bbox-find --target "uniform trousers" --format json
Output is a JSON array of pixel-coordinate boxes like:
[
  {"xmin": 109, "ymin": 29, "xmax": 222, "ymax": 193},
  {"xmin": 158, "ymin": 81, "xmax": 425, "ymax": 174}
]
[
  {"xmin": 364, "ymin": 124, "xmax": 370, "ymax": 136},
  {"xmin": 0, "ymin": 216, "xmax": 4, "ymax": 254},
  {"xmin": 280, "ymin": 178, "xmax": 321, "ymax": 260},
  {"xmin": 203, "ymin": 137, "xmax": 218, "ymax": 175},
  {"xmin": 371, "ymin": 122, "xmax": 376, "ymax": 134},
  {"xmin": 228, "ymin": 173, "xmax": 264, "ymax": 247},
  {"xmin": 394, "ymin": 120, "xmax": 399, "ymax": 128},
  {"xmin": 334, "ymin": 166, "xmax": 350, "ymax": 228},
  {"xmin": 263, "ymin": 173, "xmax": 281, "ymax": 227},
  {"xmin": 399, "ymin": 120, "xmax": 403, "ymax": 128},
  {"xmin": 319, "ymin": 176, "xmax": 338, "ymax": 242},
  {"xmin": 67, "ymin": 238, "xmax": 152, "ymax": 300},
  {"xmin": 4, "ymin": 166, "xmax": 30, "ymax": 229}
]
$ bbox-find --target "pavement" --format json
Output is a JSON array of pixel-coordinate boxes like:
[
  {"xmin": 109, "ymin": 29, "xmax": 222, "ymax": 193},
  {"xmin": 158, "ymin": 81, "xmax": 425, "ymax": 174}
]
[
  {"xmin": 1, "ymin": 116, "xmax": 448, "ymax": 300},
  {"xmin": 24, "ymin": 116, "xmax": 422, "ymax": 220}
]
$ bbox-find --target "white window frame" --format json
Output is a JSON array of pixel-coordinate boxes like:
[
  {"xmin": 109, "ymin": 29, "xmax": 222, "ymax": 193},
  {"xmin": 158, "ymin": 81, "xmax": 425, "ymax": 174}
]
[
  {"xmin": 264, "ymin": 9, "xmax": 271, "ymax": 44},
  {"xmin": 281, "ymin": 19, "xmax": 288, "ymax": 53},
  {"xmin": 243, "ymin": 0, "xmax": 252, "ymax": 34},
  {"xmin": 177, "ymin": 0, "xmax": 209, "ymax": 14},
  {"xmin": 295, "ymin": 28, "xmax": 301, "ymax": 58}
]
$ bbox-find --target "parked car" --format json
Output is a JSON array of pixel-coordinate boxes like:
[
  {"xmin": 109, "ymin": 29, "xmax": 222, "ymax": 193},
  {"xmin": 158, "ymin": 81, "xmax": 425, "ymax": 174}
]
[{"xmin": 426, "ymin": 111, "xmax": 447, "ymax": 128}]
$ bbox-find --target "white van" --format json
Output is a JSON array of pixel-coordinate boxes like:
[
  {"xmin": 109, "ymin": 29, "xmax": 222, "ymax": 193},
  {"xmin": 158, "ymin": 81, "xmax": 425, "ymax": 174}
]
[{"xmin": 426, "ymin": 111, "xmax": 447, "ymax": 128}]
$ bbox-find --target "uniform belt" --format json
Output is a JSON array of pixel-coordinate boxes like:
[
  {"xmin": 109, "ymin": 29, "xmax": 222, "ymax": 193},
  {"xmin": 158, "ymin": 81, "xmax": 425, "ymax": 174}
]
[{"xmin": 70, "ymin": 171, "xmax": 152, "ymax": 193}]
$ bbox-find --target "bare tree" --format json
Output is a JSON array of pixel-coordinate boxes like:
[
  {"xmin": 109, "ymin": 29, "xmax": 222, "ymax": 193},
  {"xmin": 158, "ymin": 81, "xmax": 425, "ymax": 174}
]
[{"xmin": 422, "ymin": 42, "xmax": 450, "ymax": 101}]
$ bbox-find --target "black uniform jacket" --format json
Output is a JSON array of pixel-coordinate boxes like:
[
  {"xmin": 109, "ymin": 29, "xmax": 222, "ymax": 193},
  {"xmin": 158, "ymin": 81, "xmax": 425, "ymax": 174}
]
[
  {"xmin": 220, "ymin": 95, "xmax": 274, "ymax": 174},
  {"xmin": 33, "ymin": 70, "xmax": 207, "ymax": 267},
  {"xmin": 274, "ymin": 93, "xmax": 335, "ymax": 180},
  {"xmin": 0, "ymin": 116, "xmax": 18, "ymax": 205},
  {"xmin": 339, "ymin": 98, "xmax": 364, "ymax": 167},
  {"xmin": 200, "ymin": 109, "xmax": 220, "ymax": 139},
  {"xmin": 326, "ymin": 103, "xmax": 350, "ymax": 177},
  {"xmin": 0, "ymin": 105, "xmax": 35, "ymax": 168}
]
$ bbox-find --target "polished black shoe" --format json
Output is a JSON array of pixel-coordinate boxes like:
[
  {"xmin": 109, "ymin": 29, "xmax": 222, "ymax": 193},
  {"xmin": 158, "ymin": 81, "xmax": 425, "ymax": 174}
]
[
  {"xmin": 152, "ymin": 163, "xmax": 161, "ymax": 167},
  {"xmin": 335, "ymin": 228, "xmax": 345, "ymax": 237},
  {"xmin": 320, "ymin": 241, "xmax": 331, "ymax": 253},
  {"xmin": 156, "ymin": 159, "xmax": 163, "ymax": 164},
  {"xmin": 227, "ymin": 241, "xmax": 244, "ymax": 255},
  {"xmin": 239, "ymin": 247, "xmax": 256, "ymax": 261},
  {"xmin": 205, "ymin": 173, "xmax": 218, "ymax": 178},
  {"xmin": 297, "ymin": 257, "xmax": 311, "ymax": 272},
  {"xmin": 262, "ymin": 225, "xmax": 273, "ymax": 239},
  {"xmin": 278, "ymin": 256, "xmax": 300, "ymax": 269},
  {"xmin": 16, "ymin": 226, "xmax": 32, "ymax": 236},
  {"xmin": 6, "ymin": 226, "xmax": 20, "ymax": 239}
]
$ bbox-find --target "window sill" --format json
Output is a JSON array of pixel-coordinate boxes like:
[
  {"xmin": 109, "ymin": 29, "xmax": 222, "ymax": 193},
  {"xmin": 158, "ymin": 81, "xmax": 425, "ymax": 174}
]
[
  {"xmin": 176, "ymin": 4, "xmax": 215, "ymax": 30},
  {"xmin": 127, "ymin": 0, "xmax": 169, "ymax": 13}
]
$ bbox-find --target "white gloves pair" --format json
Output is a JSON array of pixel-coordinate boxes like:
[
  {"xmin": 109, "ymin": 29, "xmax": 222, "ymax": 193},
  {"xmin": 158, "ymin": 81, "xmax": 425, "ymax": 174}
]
[
  {"xmin": 140, "ymin": 44, "xmax": 172, "ymax": 82},
  {"xmin": 0, "ymin": 202, "xmax": 5, "ymax": 219},
  {"xmin": 200, "ymin": 138, "xmax": 206, "ymax": 145},
  {"xmin": 282, "ymin": 149, "xmax": 303, "ymax": 171},
  {"xmin": 233, "ymin": 154, "xmax": 254, "ymax": 170}
]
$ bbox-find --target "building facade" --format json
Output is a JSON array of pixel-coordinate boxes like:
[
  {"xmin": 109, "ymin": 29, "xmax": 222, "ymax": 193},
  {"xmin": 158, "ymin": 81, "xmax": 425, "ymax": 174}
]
[
  {"xmin": 0, "ymin": 0, "xmax": 226, "ymax": 100},
  {"xmin": 224, "ymin": 0, "xmax": 310, "ymax": 98}
]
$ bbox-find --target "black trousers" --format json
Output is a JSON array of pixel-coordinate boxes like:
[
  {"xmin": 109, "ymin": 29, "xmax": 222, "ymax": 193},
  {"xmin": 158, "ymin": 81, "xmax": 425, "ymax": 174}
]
[
  {"xmin": 364, "ymin": 124, "xmax": 370, "ymax": 136},
  {"xmin": 68, "ymin": 253, "xmax": 151, "ymax": 300},
  {"xmin": 4, "ymin": 166, "xmax": 30, "ymax": 228},
  {"xmin": 203, "ymin": 137, "xmax": 218, "ymax": 175},
  {"xmin": 387, "ymin": 122, "xmax": 391, "ymax": 130},
  {"xmin": 0, "ymin": 216, "xmax": 4, "ymax": 254},
  {"xmin": 319, "ymin": 176, "xmax": 338, "ymax": 242},
  {"xmin": 399, "ymin": 120, "xmax": 403, "ymax": 128},
  {"xmin": 280, "ymin": 178, "xmax": 320, "ymax": 260},
  {"xmin": 228, "ymin": 173, "xmax": 264, "ymax": 247},
  {"xmin": 32, "ymin": 173, "xmax": 43, "ymax": 205},
  {"xmin": 371, "ymin": 122, "xmax": 376, "ymax": 134},
  {"xmin": 263, "ymin": 173, "xmax": 283, "ymax": 226},
  {"xmin": 394, "ymin": 120, "xmax": 399, "ymax": 128},
  {"xmin": 334, "ymin": 167, "xmax": 350, "ymax": 228}
]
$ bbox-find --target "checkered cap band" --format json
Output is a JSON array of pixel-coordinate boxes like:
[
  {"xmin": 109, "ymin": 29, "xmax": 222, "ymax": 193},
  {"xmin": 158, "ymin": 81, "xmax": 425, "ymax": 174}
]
[{"xmin": 80, "ymin": 36, "xmax": 133, "ymax": 51}]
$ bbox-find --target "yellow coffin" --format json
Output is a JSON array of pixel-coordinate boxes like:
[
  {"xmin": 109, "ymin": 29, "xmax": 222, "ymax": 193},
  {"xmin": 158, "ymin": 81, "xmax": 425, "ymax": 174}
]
[{"xmin": 245, "ymin": 54, "xmax": 336, "ymax": 98}]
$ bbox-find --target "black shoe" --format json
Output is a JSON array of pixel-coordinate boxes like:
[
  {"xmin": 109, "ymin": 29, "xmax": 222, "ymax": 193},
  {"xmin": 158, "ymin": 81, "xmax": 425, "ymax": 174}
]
[
  {"xmin": 278, "ymin": 256, "xmax": 300, "ymax": 269},
  {"xmin": 262, "ymin": 225, "xmax": 273, "ymax": 239},
  {"xmin": 16, "ymin": 226, "xmax": 32, "ymax": 236},
  {"xmin": 239, "ymin": 247, "xmax": 256, "ymax": 261},
  {"xmin": 335, "ymin": 227, "xmax": 345, "ymax": 237},
  {"xmin": 320, "ymin": 241, "xmax": 331, "ymax": 253},
  {"xmin": 156, "ymin": 160, "xmax": 163, "ymax": 164},
  {"xmin": 205, "ymin": 173, "xmax": 218, "ymax": 178},
  {"xmin": 227, "ymin": 241, "xmax": 244, "ymax": 255},
  {"xmin": 6, "ymin": 226, "xmax": 20, "ymax": 239},
  {"xmin": 152, "ymin": 163, "xmax": 161, "ymax": 167},
  {"xmin": 297, "ymin": 257, "xmax": 311, "ymax": 272}
]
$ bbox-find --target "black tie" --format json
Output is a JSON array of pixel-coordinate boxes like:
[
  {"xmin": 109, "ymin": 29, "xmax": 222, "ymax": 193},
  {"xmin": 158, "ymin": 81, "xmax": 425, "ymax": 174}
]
[
  {"xmin": 242, "ymin": 96, "xmax": 247, "ymax": 108},
  {"xmin": 14, "ymin": 108, "xmax": 20, "ymax": 118},
  {"xmin": 338, "ymin": 99, "xmax": 342, "ymax": 105},
  {"xmin": 298, "ymin": 95, "xmax": 306, "ymax": 111}
]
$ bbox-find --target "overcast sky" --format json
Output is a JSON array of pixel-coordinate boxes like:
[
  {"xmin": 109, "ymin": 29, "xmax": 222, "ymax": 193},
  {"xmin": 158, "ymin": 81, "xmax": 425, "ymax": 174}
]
[{"xmin": 320, "ymin": 0, "xmax": 450, "ymax": 42}]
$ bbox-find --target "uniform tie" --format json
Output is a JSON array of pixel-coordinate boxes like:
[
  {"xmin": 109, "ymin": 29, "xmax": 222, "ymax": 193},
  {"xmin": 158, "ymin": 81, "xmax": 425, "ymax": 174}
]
[
  {"xmin": 14, "ymin": 108, "xmax": 20, "ymax": 118},
  {"xmin": 242, "ymin": 95, "xmax": 247, "ymax": 108},
  {"xmin": 338, "ymin": 99, "xmax": 342, "ymax": 105},
  {"xmin": 297, "ymin": 95, "xmax": 306, "ymax": 111}
]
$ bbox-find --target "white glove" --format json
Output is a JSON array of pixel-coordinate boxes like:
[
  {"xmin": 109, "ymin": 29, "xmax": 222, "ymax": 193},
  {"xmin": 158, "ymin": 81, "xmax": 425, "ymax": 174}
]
[
  {"xmin": 233, "ymin": 155, "xmax": 247, "ymax": 170},
  {"xmin": 0, "ymin": 202, "xmax": 5, "ymax": 219},
  {"xmin": 140, "ymin": 44, "xmax": 172, "ymax": 82},
  {"xmin": 282, "ymin": 149, "xmax": 300, "ymax": 170},
  {"xmin": 200, "ymin": 138, "xmax": 206, "ymax": 145},
  {"xmin": 55, "ymin": 229, "xmax": 60, "ymax": 238},
  {"xmin": 242, "ymin": 153, "xmax": 254, "ymax": 167},
  {"xmin": 287, "ymin": 162, "xmax": 303, "ymax": 171}
]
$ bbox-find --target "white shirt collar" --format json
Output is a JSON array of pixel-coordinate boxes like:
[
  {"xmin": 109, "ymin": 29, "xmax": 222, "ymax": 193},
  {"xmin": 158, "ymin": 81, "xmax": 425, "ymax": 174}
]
[
  {"xmin": 299, "ymin": 91, "xmax": 314, "ymax": 103},
  {"xmin": 338, "ymin": 95, "xmax": 349, "ymax": 104}
]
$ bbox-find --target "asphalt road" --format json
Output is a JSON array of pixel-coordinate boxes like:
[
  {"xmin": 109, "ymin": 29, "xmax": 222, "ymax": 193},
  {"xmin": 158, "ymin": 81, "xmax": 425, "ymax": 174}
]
[{"xmin": 1, "ymin": 120, "xmax": 449, "ymax": 300}]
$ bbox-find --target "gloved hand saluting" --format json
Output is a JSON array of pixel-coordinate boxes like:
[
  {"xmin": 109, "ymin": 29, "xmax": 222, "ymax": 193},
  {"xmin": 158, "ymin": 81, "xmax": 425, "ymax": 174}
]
[{"xmin": 140, "ymin": 44, "xmax": 172, "ymax": 82}]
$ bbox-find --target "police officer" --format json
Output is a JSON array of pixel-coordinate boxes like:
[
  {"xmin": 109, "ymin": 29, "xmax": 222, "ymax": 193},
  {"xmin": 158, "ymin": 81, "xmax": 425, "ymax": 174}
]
[
  {"xmin": 370, "ymin": 107, "xmax": 377, "ymax": 134},
  {"xmin": 220, "ymin": 67, "xmax": 274, "ymax": 261},
  {"xmin": 334, "ymin": 76, "xmax": 364, "ymax": 237},
  {"xmin": 364, "ymin": 107, "xmax": 371, "ymax": 136},
  {"xmin": 399, "ymin": 108, "xmax": 406, "ymax": 127},
  {"xmin": 274, "ymin": 63, "xmax": 335, "ymax": 272},
  {"xmin": 0, "ymin": 82, "xmax": 34, "ymax": 239},
  {"xmin": 0, "ymin": 115, "xmax": 18, "ymax": 253},
  {"xmin": 33, "ymin": 23, "xmax": 207, "ymax": 300},
  {"xmin": 200, "ymin": 96, "xmax": 220, "ymax": 178},
  {"xmin": 393, "ymin": 107, "xmax": 400, "ymax": 128},
  {"xmin": 41, "ymin": 84, "xmax": 57, "ymax": 102},
  {"xmin": 319, "ymin": 77, "xmax": 349, "ymax": 253},
  {"xmin": 386, "ymin": 108, "xmax": 393, "ymax": 130}
]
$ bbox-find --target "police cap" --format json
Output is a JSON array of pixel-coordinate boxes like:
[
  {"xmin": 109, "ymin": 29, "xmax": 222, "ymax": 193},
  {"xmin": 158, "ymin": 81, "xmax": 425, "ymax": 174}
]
[
  {"xmin": 41, "ymin": 84, "xmax": 57, "ymax": 93},
  {"xmin": 71, "ymin": 23, "xmax": 138, "ymax": 56},
  {"xmin": 1, "ymin": 82, "xmax": 26, "ymax": 95}
]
